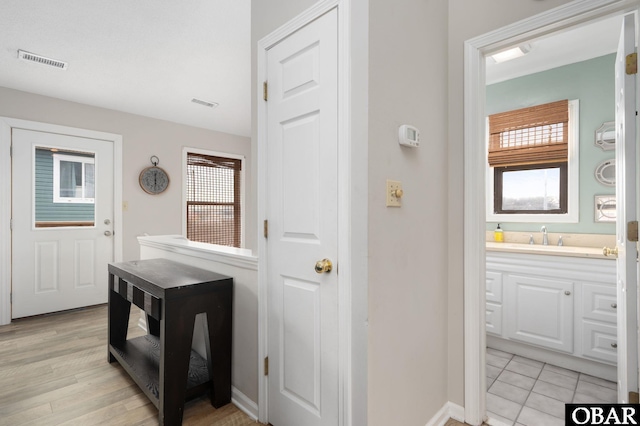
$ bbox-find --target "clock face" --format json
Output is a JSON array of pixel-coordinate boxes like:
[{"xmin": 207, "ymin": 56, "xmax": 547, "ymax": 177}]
[{"xmin": 139, "ymin": 166, "xmax": 169, "ymax": 194}]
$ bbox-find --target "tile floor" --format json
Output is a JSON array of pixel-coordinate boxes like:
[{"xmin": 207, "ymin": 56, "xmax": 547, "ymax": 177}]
[{"xmin": 486, "ymin": 347, "xmax": 617, "ymax": 426}]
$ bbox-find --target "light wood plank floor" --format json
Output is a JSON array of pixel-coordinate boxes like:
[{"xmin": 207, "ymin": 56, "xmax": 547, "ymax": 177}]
[{"xmin": 0, "ymin": 304, "xmax": 257, "ymax": 426}]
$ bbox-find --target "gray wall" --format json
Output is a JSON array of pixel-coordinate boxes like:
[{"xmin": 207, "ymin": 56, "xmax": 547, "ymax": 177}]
[
  {"xmin": 0, "ymin": 86, "xmax": 251, "ymax": 261},
  {"xmin": 486, "ymin": 53, "xmax": 616, "ymax": 235}
]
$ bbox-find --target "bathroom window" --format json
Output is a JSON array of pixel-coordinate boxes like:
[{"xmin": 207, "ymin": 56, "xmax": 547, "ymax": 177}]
[
  {"xmin": 486, "ymin": 99, "xmax": 579, "ymax": 223},
  {"xmin": 184, "ymin": 149, "xmax": 244, "ymax": 248}
]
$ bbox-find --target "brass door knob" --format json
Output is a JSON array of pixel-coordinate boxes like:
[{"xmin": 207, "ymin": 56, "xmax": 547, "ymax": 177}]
[
  {"xmin": 603, "ymin": 246, "xmax": 619, "ymax": 257},
  {"xmin": 315, "ymin": 258, "xmax": 333, "ymax": 274}
]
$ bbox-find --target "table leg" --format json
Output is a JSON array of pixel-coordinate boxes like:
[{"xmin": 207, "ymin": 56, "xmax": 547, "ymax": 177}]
[
  {"xmin": 158, "ymin": 304, "xmax": 196, "ymax": 425},
  {"xmin": 108, "ymin": 276, "xmax": 131, "ymax": 363},
  {"xmin": 147, "ymin": 315, "xmax": 160, "ymax": 337},
  {"xmin": 204, "ymin": 288, "xmax": 232, "ymax": 408}
]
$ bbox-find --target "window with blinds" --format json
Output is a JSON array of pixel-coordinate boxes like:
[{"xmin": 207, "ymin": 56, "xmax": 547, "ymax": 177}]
[
  {"xmin": 488, "ymin": 100, "xmax": 570, "ymax": 215},
  {"xmin": 186, "ymin": 152, "xmax": 242, "ymax": 247}
]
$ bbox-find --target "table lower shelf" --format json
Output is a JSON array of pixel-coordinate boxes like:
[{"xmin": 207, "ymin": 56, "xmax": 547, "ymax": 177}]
[{"xmin": 109, "ymin": 335, "xmax": 211, "ymax": 407}]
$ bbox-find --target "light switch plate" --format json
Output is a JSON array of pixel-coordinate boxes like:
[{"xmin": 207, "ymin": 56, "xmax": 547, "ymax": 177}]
[{"xmin": 386, "ymin": 180, "xmax": 402, "ymax": 207}]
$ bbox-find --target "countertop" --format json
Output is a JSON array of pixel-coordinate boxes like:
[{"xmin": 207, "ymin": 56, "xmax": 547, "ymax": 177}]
[{"xmin": 486, "ymin": 242, "xmax": 612, "ymax": 259}]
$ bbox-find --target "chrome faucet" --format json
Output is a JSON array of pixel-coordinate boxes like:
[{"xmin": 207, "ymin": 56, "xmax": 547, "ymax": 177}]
[{"xmin": 541, "ymin": 226, "xmax": 548, "ymax": 245}]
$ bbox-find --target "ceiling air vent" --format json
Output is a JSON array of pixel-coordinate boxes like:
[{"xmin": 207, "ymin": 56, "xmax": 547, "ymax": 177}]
[
  {"xmin": 18, "ymin": 50, "xmax": 68, "ymax": 70},
  {"xmin": 191, "ymin": 98, "xmax": 219, "ymax": 109}
]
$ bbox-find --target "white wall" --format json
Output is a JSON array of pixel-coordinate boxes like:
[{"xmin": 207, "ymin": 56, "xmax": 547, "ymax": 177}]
[
  {"xmin": 446, "ymin": 0, "xmax": 574, "ymax": 407},
  {"xmin": 0, "ymin": 86, "xmax": 252, "ymax": 261}
]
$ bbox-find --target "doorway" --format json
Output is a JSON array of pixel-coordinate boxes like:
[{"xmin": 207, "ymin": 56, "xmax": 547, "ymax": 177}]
[
  {"xmin": 462, "ymin": 1, "xmax": 640, "ymax": 425},
  {"xmin": 0, "ymin": 118, "xmax": 123, "ymax": 325}
]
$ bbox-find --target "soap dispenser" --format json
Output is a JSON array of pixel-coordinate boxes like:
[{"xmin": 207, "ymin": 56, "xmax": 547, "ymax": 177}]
[{"xmin": 494, "ymin": 223, "xmax": 504, "ymax": 242}]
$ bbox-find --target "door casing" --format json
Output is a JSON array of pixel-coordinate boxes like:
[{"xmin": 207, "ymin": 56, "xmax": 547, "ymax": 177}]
[
  {"xmin": 0, "ymin": 117, "xmax": 123, "ymax": 325},
  {"xmin": 463, "ymin": 0, "xmax": 640, "ymax": 424},
  {"xmin": 256, "ymin": 0, "xmax": 355, "ymax": 424}
]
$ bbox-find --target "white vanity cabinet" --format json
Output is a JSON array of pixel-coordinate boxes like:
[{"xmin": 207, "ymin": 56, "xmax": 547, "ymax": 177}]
[
  {"xmin": 504, "ymin": 274, "xmax": 574, "ymax": 353},
  {"xmin": 486, "ymin": 250, "xmax": 617, "ymax": 375}
]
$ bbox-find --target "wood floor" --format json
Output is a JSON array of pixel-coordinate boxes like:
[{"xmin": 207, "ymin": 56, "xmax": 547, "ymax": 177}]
[{"xmin": 0, "ymin": 304, "xmax": 256, "ymax": 426}]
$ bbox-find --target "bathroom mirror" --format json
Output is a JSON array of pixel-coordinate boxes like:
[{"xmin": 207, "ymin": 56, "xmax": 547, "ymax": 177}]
[
  {"xmin": 595, "ymin": 121, "xmax": 615, "ymax": 151},
  {"xmin": 595, "ymin": 159, "xmax": 616, "ymax": 186},
  {"xmin": 595, "ymin": 195, "xmax": 616, "ymax": 222}
]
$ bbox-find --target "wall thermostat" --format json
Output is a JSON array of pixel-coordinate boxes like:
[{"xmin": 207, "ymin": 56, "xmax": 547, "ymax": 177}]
[{"xmin": 398, "ymin": 125, "xmax": 420, "ymax": 148}]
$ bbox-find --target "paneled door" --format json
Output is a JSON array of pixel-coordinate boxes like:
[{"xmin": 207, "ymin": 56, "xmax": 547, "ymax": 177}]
[
  {"xmin": 613, "ymin": 12, "xmax": 639, "ymax": 403},
  {"xmin": 265, "ymin": 8, "xmax": 339, "ymax": 426},
  {"xmin": 12, "ymin": 129, "xmax": 114, "ymax": 318}
]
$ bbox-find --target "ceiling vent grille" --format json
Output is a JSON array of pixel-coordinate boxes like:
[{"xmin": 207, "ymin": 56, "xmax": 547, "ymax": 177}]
[
  {"xmin": 18, "ymin": 50, "xmax": 68, "ymax": 70},
  {"xmin": 191, "ymin": 98, "xmax": 219, "ymax": 108}
]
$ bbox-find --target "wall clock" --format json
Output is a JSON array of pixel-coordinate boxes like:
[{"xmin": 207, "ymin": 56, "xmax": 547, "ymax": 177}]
[{"xmin": 139, "ymin": 155, "xmax": 169, "ymax": 194}]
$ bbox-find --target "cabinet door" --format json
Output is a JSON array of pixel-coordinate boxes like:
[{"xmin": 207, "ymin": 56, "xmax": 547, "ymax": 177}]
[{"xmin": 505, "ymin": 274, "xmax": 574, "ymax": 353}]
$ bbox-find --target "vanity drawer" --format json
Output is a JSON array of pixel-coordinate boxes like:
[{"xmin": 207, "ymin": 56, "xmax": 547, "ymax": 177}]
[
  {"xmin": 486, "ymin": 302, "xmax": 502, "ymax": 336},
  {"xmin": 581, "ymin": 320, "xmax": 617, "ymax": 364},
  {"xmin": 486, "ymin": 271, "xmax": 503, "ymax": 303},
  {"xmin": 582, "ymin": 283, "xmax": 617, "ymax": 325}
]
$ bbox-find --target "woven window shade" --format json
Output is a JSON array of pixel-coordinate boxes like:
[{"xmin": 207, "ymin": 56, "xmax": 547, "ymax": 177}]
[
  {"xmin": 186, "ymin": 153, "xmax": 242, "ymax": 248},
  {"xmin": 488, "ymin": 99, "xmax": 569, "ymax": 168}
]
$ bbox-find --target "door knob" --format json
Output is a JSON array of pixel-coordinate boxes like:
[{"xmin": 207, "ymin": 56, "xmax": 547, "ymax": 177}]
[
  {"xmin": 104, "ymin": 230, "xmax": 112, "ymax": 237},
  {"xmin": 314, "ymin": 258, "xmax": 332, "ymax": 274},
  {"xmin": 603, "ymin": 246, "xmax": 618, "ymax": 257}
]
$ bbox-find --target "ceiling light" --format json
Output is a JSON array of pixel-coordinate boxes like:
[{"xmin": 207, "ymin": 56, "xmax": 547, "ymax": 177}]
[
  {"xmin": 490, "ymin": 44, "xmax": 532, "ymax": 64},
  {"xmin": 191, "ymin": 98, "xmax": 219, "ymax": 109},
  {"xmin": 18, "ymin": 50, "xmax": 68, "ymax": 70}
]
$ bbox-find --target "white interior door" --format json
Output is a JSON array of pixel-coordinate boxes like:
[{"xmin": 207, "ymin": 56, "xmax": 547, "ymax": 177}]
[
  {"xmin": 614, "ymin": 12, "xmax": 639, "ymax": 403},
  {"xmin": 266, "ymin": 9, "xmax": 338, "ymax": 426},
  {"xmin": 12, "ymin": 129, "xmax": 114, "ymax": 318}
]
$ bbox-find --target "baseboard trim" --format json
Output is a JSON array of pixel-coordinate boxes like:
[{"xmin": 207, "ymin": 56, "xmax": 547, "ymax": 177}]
[
  {"xmin": 425, "ymin": 401, "xmax": 465, "ymax": 426},
  {"xmin": 232, "ymin": 387, "xmax": 259, "ymax": 421}
]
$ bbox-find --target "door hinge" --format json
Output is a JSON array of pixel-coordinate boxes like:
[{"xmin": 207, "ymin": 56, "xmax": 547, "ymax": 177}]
[
  {"xmin": 628, "ymin": 221, "xmax": 638, "ymax": 242},
  {"xmin": 263, "ymin": 81, "xmax": 268, "ymax": 101},
  {"xmin": 264, "ymin": 356, "xmax": 269, "ymax": 376},
  {"xmin": 9, "ymin": 218, "xmax": 12, "ymax": 231},
  {"xmin": 626, "ymin": 52, "xmax": 637, "ymax": 75},
  {"xmin": 9, "ymin": 145, "xmax": 12, "ymax": 157},
  {"xmin": 9, "ymin": 293, "xmax": 12, "ymax": 304},
  {"xmin": 263, "ymin": 219, "xmax": 268, "ymax": 238}
]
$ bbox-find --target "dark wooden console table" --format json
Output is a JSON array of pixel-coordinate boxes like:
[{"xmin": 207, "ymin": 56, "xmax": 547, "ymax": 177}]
[{"xmin": 107, "ymin": 258, "xmax": 232, "ymax": 425}]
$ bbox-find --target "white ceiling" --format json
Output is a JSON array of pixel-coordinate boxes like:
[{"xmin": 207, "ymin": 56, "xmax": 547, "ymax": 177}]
[
  {"xmin": 0, "ymin": 0, "xmax": 251, "ymax": 137},
  {"xmin": 0, "ymin": 3, "xmax": 625, "ymax": 137},
  {"xmin": 486, "ymin": 14, "xmax": 624, "ymax": 85}
]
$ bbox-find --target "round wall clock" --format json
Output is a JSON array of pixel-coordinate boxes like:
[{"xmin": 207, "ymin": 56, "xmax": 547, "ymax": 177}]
[{"xmin": 139, "ymin": 156, "xmax": 169, "ymax": 194}]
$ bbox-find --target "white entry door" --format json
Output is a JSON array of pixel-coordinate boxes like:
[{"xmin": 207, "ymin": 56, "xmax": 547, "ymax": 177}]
[
  {"xmin": 12, "ymin": 129, "xmax": 114, "ymax": 318},
  {"xmin": 266, "ymin": 9, "xmax": 339, "ymax": 426},
  {"xmin": 614, "ymin": 12, "xmax": 639, "ymax": 403}
]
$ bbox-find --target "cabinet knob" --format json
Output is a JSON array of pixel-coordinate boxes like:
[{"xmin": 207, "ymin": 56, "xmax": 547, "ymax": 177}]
[
  {"xmin": 611, "ymin": 303, "xmax": 617, "ymax": 309},
  {"xmin": 611, "ymin": 343, "xmax": 618, "ymax": 349},
  {"xmin": 564, "ymin": 291, "xmax": 571, "ymax": 296}
]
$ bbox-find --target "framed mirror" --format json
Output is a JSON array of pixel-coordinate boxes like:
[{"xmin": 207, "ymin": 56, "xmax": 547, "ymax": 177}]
[
  {"xmin": 595, "ymin": 159, "xmax": 615, "ymax": 186},
  {"xmin": 595, "ymin": 195, "xmax": 616, "ymax": 222},
  {"xmin": 595, "ymin": 121, "xmax": 615, "ymax": 151}
]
